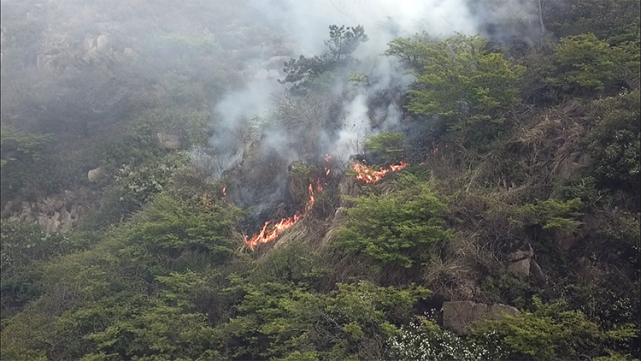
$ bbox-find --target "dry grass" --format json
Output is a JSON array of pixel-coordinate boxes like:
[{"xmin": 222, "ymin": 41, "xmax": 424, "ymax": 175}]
[
  {"xmin": 421, "ymin": 231, "xmax": 503, "ymax": 301},
  {"xmin": 459, "ymin": 100, "xmax": 590, "ymax": 195}
]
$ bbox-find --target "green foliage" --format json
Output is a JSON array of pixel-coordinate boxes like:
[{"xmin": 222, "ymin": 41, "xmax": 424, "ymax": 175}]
[
  {"xmin": 337, "ymin": 177, "xmax": 453, "ymax": 269},
  {"xmin": 480, "ymin": 272, "xmax": 539, "ymax": 310},
  {"xmin": 251, "ymin": 242, "xmax": 329, "ymax": 287},
  {"xmin": 545, "ymin": 0, "xmax": 640, "ymax": 42},
  {"xmin": 1, "ymin": 222, "xmax": 71, "ymax": 275},
  {"xmin": 288, "ymin": 161, "xmax": 313, "ymax": 179},
  {"xmin": 97, "ymin": 108, "xmax": 209, "ymax": 168},
  {"xmin": 82, "ymin": 271, "xmax": 221, "ymax": 361},
  {"xmin": 592, "ymin": 210, "xmax": 641, "ymax": 272},
  {"xmin": 363, "ymin": 132, "xmax": 405, "ymax": 165},
  {"xmin": 114, "ymin": 194, "xmax": 243, "ymax": 268},
  {"xmin": 0, "ymin": 125, "xmax": 51, "ymax": 168},
  {"xmin": 384, "ymin": 32, "xmax": 435, "ymax": 70},
  {"xmin": 347, "ymin": 72, "xmax": 369, "ymax": 86},
  {"xmin": 516, "ymin": 198, "xmax": 583, "ymax": 233},
  {"xmin": 1, "ymin": 193, "xmax": 242, "ymax": 360},
  {"xmin": 564, "ymin": 274, "xmax": 640, "ymax": 334},
  {"xmin": 546, "ymin": 33, "xmax": 638, "ymax": 92},
  {"xmin": 0, "ymin": 222, "xmax": 95, "ymax": 326},
  {"xmin": 472, "ymin": 297, "xmax": 638, "ymax": 361},
  {"xmin": 594, "ymin": 349, "xmax": 641, "ymax": 361},
  {"xmin": 2, "ymin": 3, "xmax": 641, "ymax": 361},
  {"xmin": 552, "ymin": 176, "xmax": 606, "ymax": 208},
  {"xmin": 113, "ymin": 153, "xmax": 186, "ymax": 208},
  {"xmin": 393, "ymin": 34, "xmax": 525, "ymax": 143},
  {"xmin": 0, "ymin": 125, "xmax": 53, "ymax": 201},
  {"xmin": 280, "ymin": 25, "xmax": 368, "ymax": 93},
  {"xmin": 586, "ymin": 89, "xmax": 640, "ymax": 197},
  {"xmin": 222, "ymin": 278, "xmax": 429, "ymax": 360}
]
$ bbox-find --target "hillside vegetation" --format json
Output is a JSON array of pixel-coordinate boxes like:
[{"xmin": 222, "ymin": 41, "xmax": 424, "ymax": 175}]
[{"xmin": 1, "ymin": 0, "xmax": 640, "ymax": 360}]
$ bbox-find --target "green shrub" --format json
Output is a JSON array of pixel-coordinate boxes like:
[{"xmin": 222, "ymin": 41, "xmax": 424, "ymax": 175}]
[
  {"xmin": 480, "ymin": 272, "xmax": 539, "ymax": 309},
  {"xmin": 546, "ymin": 33, "xmax": 639, "ymax": 92},
  {"xmin": 472, "ymin": 297, "xmax": 638, "ymax": 360},
  {"xmin": 251, "ymin": 242, "xmax": 329, "ymax": 287},
  {"xmin": 0, "ymin": 125, "xmax": 53, "ymax": 202},
  {"xmin": 363, "ymin": 132, "xmax": 406, "ymax": 165},
  {"xmin": 545, "ymin": 0, "xmax": 640, "ymax": 42},
  {"xmin": 337, "ymin": 177, "xmax": 453, "ymax": 269},
  {"xmin": 587, "ymin": 89, "xmax": 640, "ymax": 198},
  {"xmin": 516, "ymin": 198, "xmax": 583, "ymax": 233},
  {"xmin": 389, "ymin": 34, "xmax": 525, "ymax": 143},
  {"xmin": 0, "ymin": 222, "xmax": 94, "ymax": 325},
  {"xmin": 82, "ymin": 271, "xmax": 221, "ymax": 361},
  {"xmin": 113, "ymin": 153, "xmax": 187, "ymax": 208},
  {"xmin": 552, "ymin": 176, "xmax": 606, "ymax": 208},
  {"xmin": 222, "ymin": 278, "xmax": 429, "ymax": 360}
]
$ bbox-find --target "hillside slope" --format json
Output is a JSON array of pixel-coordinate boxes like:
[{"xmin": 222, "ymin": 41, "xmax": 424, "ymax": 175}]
[{"xmin": 1, "ymin": 0, "xmax": 640, "ymax": 360}]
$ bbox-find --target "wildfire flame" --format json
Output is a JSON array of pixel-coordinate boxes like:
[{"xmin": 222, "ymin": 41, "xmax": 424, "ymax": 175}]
[
  {"xmin": 324, "ymin": 154, "xmax": 332, "ymax": 175},
  {"xmin": 353, "ymin": 161, "xmax": 409, "ymax": 183},
  {"xmin": 244, "ymin": 184, "xmax": 317, "ymax": 249}
]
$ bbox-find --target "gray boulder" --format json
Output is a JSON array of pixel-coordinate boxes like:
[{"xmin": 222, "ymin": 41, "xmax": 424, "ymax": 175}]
[
  {"xmin": 88, "ymin": 167, "xmax": 106, "ymax": 182},
  {"xmin": 506, "ymin": 244, "xmax": 537, "ymax": 277},
  {"xmin": 442, "ymin": 301, "xmax": 519, "ymax": 335},
  {"xmin": 157, "ymin": 133, "xmax": 181, "ymax": 150}
]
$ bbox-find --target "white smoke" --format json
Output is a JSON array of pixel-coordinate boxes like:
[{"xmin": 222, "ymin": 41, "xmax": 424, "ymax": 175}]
[{"xmin": 206, "ymin": 0, "xmax": 538, "ymax": 167}]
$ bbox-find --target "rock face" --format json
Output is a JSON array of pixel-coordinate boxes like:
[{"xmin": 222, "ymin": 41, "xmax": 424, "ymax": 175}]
[
  {"xmin": 3, "ymin": 191, "xmax": 92, "ymax": 233},
  {"xmin": 157, "ymin": 133, "xmax": 181, "ymax": 150},
  {"xmin": 506, "ymin": 244, "xmax": 546, "ymax": 283},
  {"xmin": 508, "ymin": 257, "xmax": 531, "ymax": 275},
  {"xmin": 442, "ymin": 301, "xmax": 519, "ymax": 335},
  {"xmin": 506, "ymin": 244, "xmax": 534, "ymax": 276},
  {"xmin": 556, "ymin": 151, "xmax": 594, "ymax": 181},
  {"xmin": 88, "ymin": 167, "xmax": 106, "ymax": 182}
]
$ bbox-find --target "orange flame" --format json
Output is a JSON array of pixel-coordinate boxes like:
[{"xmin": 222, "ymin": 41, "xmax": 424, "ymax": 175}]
[
  {"xmin": 244, "ymin": 184, "xmax": 317, "ymax": 249},
  {"xmin": 353, "ymin": 161, "xmax": 409, "ymax": 183},
  {"xmin": 324, "ymin": 154, "xmax": 332, "ymax": 176}
]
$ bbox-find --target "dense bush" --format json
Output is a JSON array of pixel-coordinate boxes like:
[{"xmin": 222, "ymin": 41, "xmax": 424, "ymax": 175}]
[
  {"xmin": 471, "ymin": 297, "xmax": 638, "ymax": 361},
  {"xmin": 337, "ymin": 176, "xmax": 453, "ymax": 269},
  {"xmin": 222, "ymin": 278, "xmax": 429, "ymax": 360},
  {"xmin": 0, "ymin": 125, "xmax": 53, "ymax": 202},
  {"xmin": 114, "ymin": 194, "xmax": 243, "ymax": 269},
  {"xmin": 546, "ymin": 33, "xmax": 639, "ymax": 92},
  {"xmin": 388, "ymin": 34, "xmax": 525, "ymax": 144},
  {"xmin": 363, "ymin": 132, "xmax": 406, "ymax": 165},
  {"xmin": 586, "ymin": 89, "xmax": 640, "ymax": 200}
]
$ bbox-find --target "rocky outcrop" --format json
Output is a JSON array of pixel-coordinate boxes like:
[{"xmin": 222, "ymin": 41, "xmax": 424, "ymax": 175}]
[
  {"xmin": 157, "ymin": 133, "xmax": 181, "ymax": 150},
  {"xmin": 442, "ymin": 301, "xmax": 519, "ymax": 335},
  {"xmin": 556, "ymin": 151, "xmax": 594, "ymax": 181},
  {"xmin": 506, "ymin": 244, "xmax": 546, "ymax": 283},
  {"xmin": 88, "ymin": 167, "xmax": 106, "ymax": 182},
  {"xmin": 3, "ymin": 191, "xmax": 93, "ymax": 233},
  {"xmin": 506, "ymin": 244, "xmax": 534, "ymax": 276}
]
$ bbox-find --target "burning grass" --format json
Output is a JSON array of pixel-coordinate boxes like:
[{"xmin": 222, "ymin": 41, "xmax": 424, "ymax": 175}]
[
  {"xmin": 352, "ymin": 161, "xmax": 410, "ymax": 183},
  {"xmin": 244, "ymin": 184, "xmax": 316, "ymax": 249}
]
